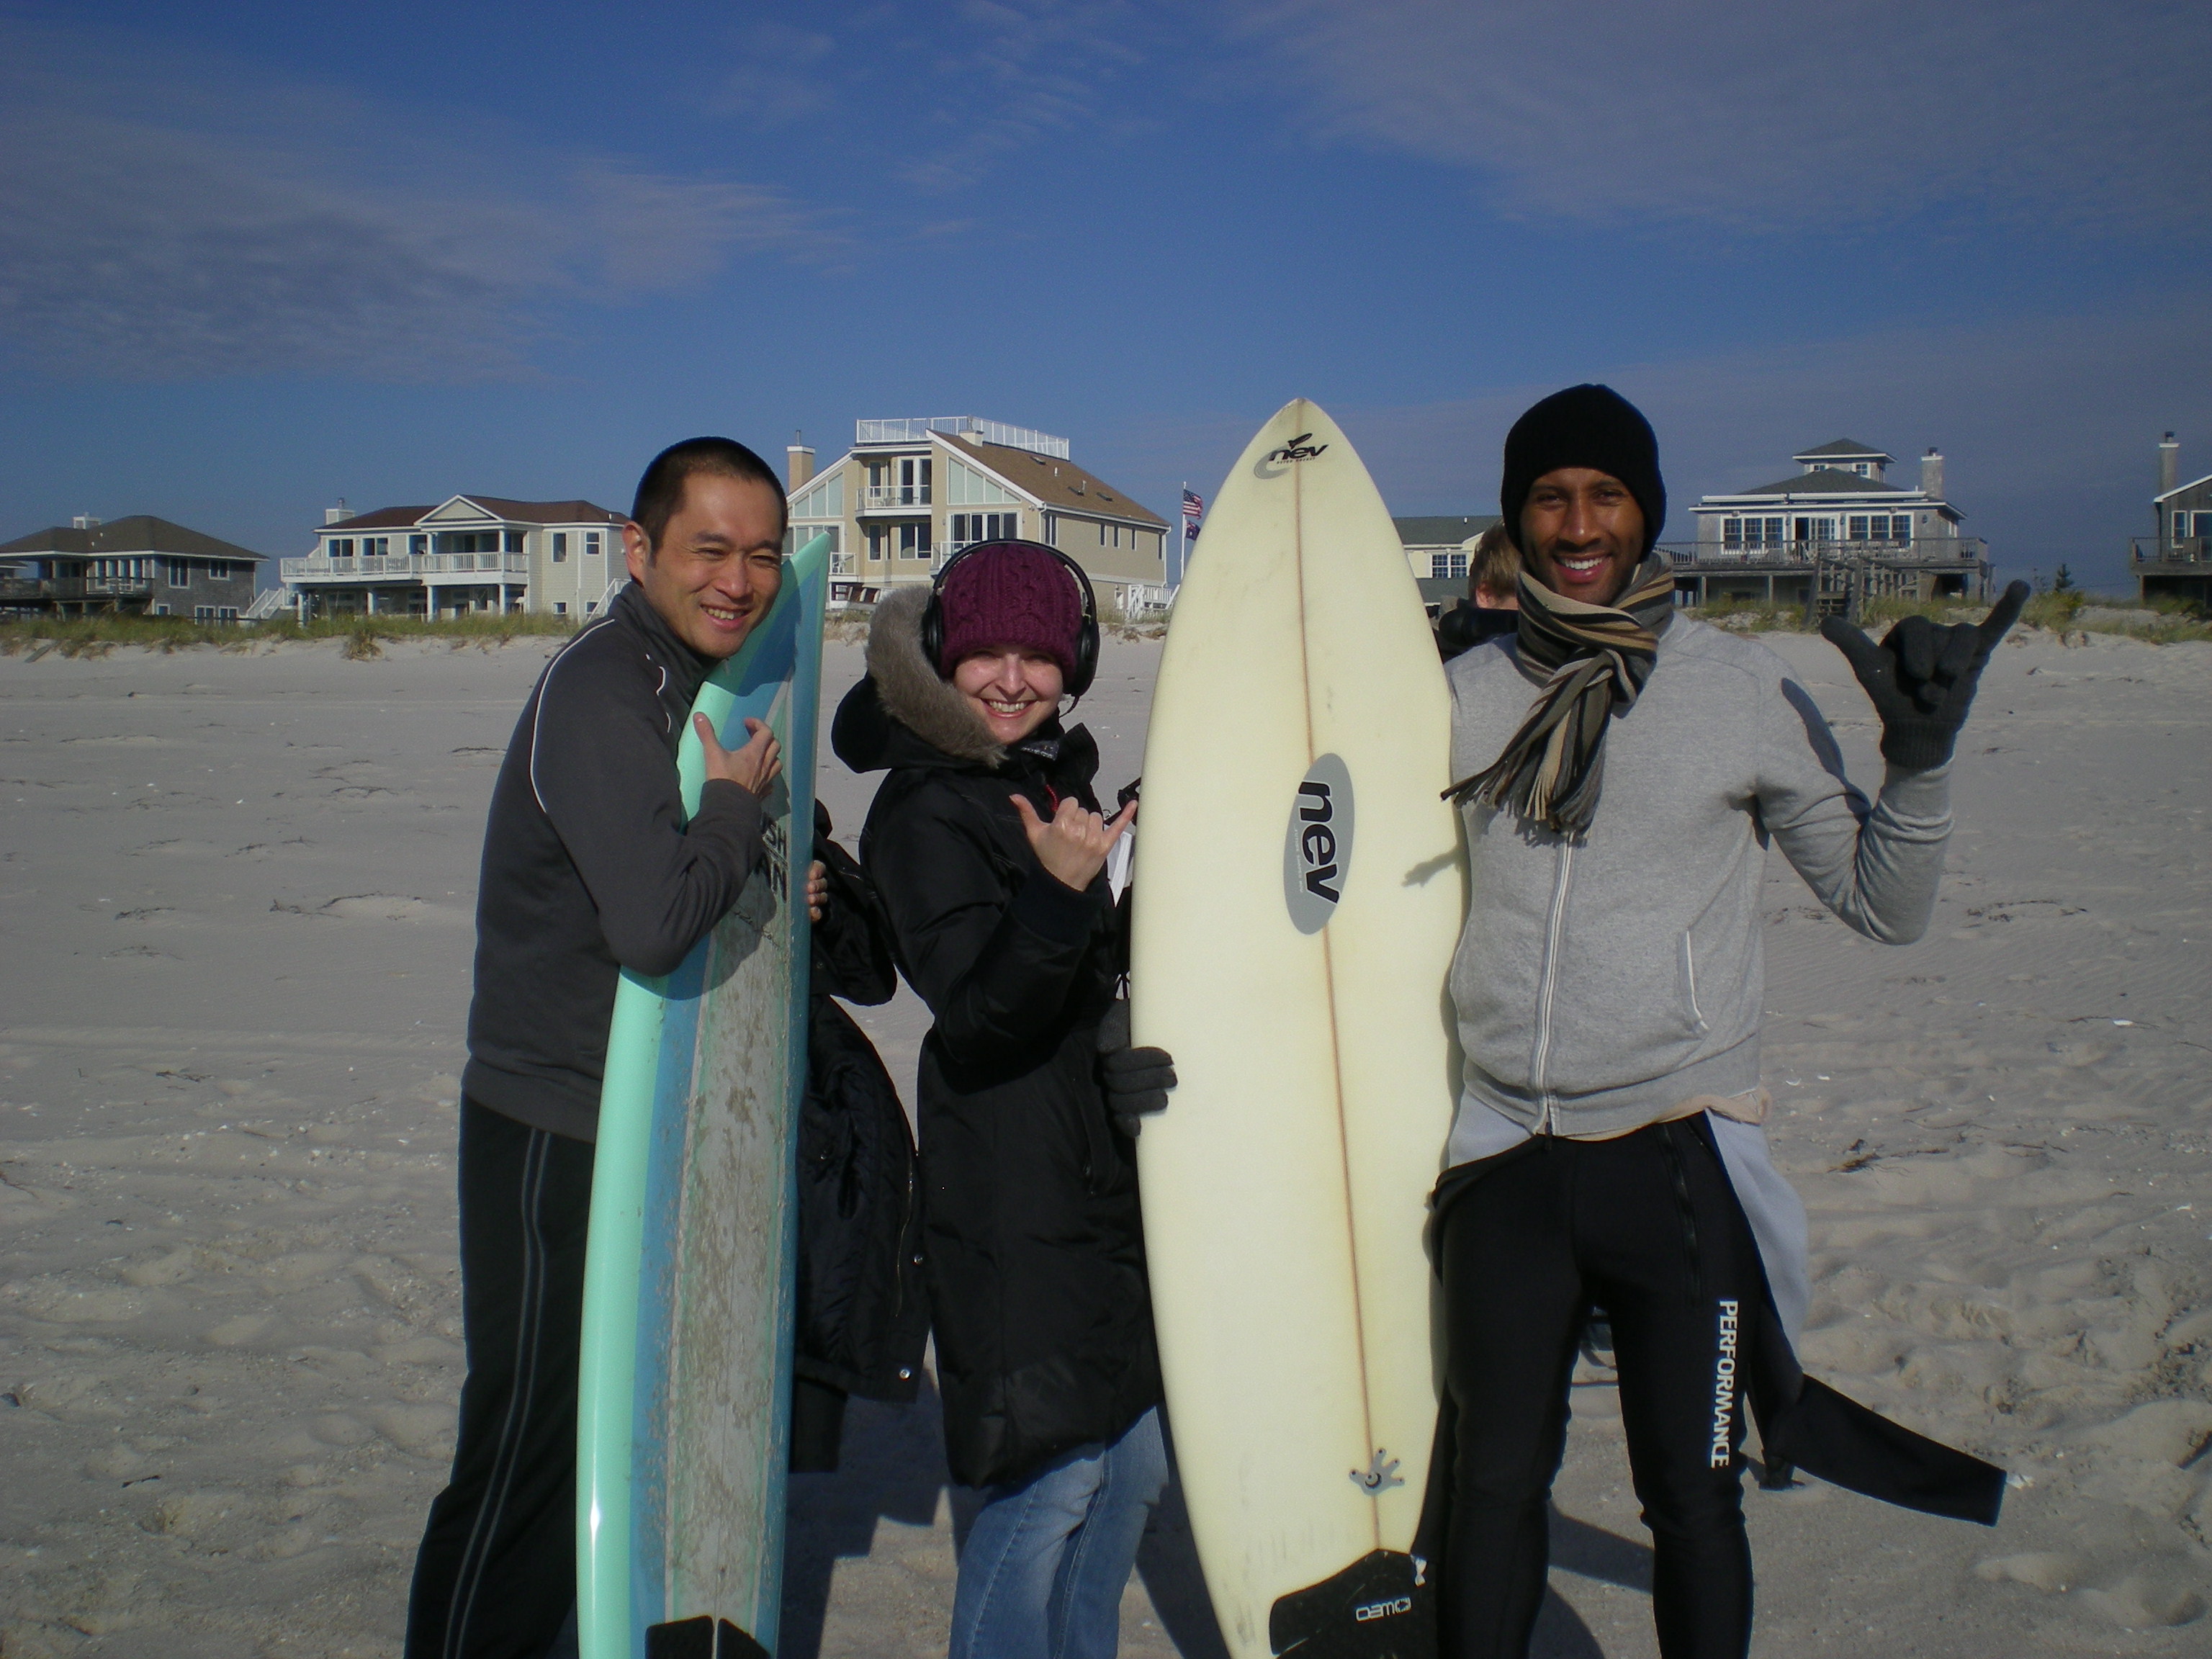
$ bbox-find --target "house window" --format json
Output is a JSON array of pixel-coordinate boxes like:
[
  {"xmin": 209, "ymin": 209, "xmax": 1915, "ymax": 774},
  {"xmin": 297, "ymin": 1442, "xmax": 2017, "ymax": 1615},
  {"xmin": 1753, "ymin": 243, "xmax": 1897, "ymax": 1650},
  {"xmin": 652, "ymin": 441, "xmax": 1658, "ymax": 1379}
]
[
  {"xmin": 410, "ymin": 534, "xmax": 428, "ymax": 556},
  {"xmin": 1848, "ymin": 516, "xmax": 1869, "ymax": 541},
  {"xmin": 369, "ymin": 539, "xmax": 390, "ymax": 557},
  {"xmin": 1097, "ymin": 522, "xmax": 1107, "ymax": 546},
  {"xmin": 330, "ymin": 539, "xmax": 354, "ymax": 559},
  {"xmin": 167, "ymin": 559, "xmax": 191, "ymax": 586},
  {"xmin": 950, "ymin": 513, "xmax": 1016, "ymax": 545},
  {"xmin": 898, "ymin": 523, "xmax": 930, "ymax": 559},
  {"xmin": 194, "ymin": 606, "xmax": 215, "ymax": 621},
  {"xmin": 867, "ymin": 525, "xmax": 887, "ymax": 562},
  {"xmin": 152, "ymin": 604, "xmax": 169, "ymax": 616},
  {"xmin": 1430, "ymin": 552, "xmax": 1467, "ymax": 579},
  {"xmin": 787, "ymin": 523, "xmax": 843, "ymax": 554},
  {"xmin": 554, "ymin": 601, "xmax": 568, "ymax": 616},
  {"xmin": 585, "ymin": 532, "xmax": 603, "ymax": 557},
  {"xmin": 505, "ymin": 532, "xmax": 524, "ymax": 553},
  {"xmin": 220, "ymin": 608, "xmax": 238, "ymax": 623},
  {"xmin": 552, "ymin": 534, "xmax": 568, "ymax": 562}
]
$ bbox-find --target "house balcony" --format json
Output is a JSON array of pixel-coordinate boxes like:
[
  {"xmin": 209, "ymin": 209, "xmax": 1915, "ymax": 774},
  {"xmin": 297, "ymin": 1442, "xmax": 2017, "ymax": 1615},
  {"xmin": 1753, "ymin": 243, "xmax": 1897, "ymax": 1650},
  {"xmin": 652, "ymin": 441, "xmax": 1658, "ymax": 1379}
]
[
  {"xmin": 858, "ymin": 485, "xmax": 932, "ymax": 513},
  {"xmin": 0, "ymin": 576, "xmax": 154, "ymax": 604},
  {"xmin": 1660, "ymin": 537, "xmax": 1987, "ymax": 569},
  {"xmin": 2132, "ymin": 536, "xmax": 2211, "ymax": 567},
  {"xmin": 281, "ymin": 553, "xmax": 530, "ymax": 583}
]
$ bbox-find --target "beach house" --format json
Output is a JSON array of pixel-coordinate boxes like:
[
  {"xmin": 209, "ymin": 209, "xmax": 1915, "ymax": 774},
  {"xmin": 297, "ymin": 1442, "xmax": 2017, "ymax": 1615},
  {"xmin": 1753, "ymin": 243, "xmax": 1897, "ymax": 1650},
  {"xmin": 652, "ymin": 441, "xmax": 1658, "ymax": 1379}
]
[
  {"xmin": 2136, "ymin": 433, "xmax": 2212, "ymax": 611},
  {"xmin": 277, "ymin": 496, "xmax": 626, "ymax": 621},
  {"xmin": 1672, "ymin": 439, "xmax": 1991, "ymax": 617},
  {"xmin": 783, "ymin": 418, "xmax": 1169, "ymax": 614},
  {"xmin": 0, "ymin": 515, "xmax": 265, "ymax": 620}
]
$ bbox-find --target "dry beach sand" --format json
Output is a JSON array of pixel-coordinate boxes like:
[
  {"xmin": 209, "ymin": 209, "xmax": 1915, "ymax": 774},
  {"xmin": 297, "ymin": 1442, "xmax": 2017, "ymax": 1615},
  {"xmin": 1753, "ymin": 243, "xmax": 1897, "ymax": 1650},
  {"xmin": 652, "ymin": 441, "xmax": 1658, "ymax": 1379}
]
[{"xmin": 0, "ymin": 621, "xmax": 2206, "ymax": 1657}]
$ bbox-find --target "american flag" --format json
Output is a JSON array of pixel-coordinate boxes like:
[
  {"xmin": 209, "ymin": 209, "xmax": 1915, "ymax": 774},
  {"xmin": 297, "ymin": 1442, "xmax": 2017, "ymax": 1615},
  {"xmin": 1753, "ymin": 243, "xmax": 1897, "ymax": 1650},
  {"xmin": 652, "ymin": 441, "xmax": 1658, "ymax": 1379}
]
[{"xmin": 1182, "ymin": 488, "xmax": 1203, "ymax": 523}]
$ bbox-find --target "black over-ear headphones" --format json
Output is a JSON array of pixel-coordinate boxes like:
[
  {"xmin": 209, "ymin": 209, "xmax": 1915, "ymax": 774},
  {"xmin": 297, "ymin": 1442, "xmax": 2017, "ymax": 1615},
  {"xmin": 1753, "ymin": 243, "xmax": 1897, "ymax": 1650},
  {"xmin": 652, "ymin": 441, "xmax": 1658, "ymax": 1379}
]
[{"xmin": 918, "ymin": 538, "xmax": 1101, "ymax": 699}]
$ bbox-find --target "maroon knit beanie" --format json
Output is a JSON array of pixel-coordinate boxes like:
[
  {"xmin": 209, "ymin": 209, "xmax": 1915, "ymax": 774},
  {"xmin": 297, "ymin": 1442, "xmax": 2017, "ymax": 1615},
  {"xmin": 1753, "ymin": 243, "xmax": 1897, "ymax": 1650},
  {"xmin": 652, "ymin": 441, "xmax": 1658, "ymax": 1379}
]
[{"xmin": 935, "ymin": 542, "xmax": 1084, "ymax": 677}]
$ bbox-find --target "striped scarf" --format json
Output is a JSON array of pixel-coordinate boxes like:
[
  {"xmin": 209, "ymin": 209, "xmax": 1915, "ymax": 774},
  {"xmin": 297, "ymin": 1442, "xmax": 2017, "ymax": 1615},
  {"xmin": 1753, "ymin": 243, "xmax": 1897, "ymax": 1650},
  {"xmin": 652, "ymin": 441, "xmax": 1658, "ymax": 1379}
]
[{"xmin": 1443, "ymin": 555, "xmax": 1676, "ymax": 833}]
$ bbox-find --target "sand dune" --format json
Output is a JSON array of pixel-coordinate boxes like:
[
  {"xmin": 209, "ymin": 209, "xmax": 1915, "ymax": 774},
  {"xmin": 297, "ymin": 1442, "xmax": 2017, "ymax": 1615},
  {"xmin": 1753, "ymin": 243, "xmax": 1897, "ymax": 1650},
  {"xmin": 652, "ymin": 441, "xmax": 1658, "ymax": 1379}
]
[{"xmin": 0, "ymin": 625, "xmax": 2206, "ymax": 1657}]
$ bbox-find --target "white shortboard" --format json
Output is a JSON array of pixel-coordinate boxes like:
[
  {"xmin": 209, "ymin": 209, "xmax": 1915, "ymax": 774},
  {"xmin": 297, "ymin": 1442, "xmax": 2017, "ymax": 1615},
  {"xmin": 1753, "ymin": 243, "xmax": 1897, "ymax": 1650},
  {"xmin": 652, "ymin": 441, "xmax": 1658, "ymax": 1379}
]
[{"xmin": 1131, "ymin": 403, "xmax": 1463, "ymax": 1658}]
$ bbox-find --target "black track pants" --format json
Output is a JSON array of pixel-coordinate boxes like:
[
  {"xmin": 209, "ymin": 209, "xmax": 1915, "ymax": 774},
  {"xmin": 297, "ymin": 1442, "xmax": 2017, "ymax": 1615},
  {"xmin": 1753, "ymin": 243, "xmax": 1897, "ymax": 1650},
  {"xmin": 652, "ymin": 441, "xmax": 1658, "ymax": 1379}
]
[
  {"xmin": 407, "ymin": 1100, "xmax": 595, "ymax": 1659},
  {"xmin": 1435, "ymin": 1118, "xmax": 1761, "ymax": 1659}
]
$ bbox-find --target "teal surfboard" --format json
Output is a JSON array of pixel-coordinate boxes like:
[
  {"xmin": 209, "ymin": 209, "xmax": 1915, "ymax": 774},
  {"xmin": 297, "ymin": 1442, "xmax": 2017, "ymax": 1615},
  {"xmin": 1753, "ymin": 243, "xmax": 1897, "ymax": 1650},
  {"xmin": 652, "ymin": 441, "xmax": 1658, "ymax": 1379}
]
[{"xmin": 577, "ymin": 534, "xmax": 830, "ymax": 1659}]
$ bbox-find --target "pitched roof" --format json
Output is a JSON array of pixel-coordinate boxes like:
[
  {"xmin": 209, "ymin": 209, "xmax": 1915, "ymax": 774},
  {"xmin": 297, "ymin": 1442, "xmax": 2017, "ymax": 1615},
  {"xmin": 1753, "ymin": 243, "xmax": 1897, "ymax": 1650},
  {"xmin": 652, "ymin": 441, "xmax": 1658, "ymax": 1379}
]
[
  {"xmin": 1395, "ymin": 514, "xmax": 1502, "ymax": 545},
  {"xmin": 963, "ymin": 440, "xmax": 1168, "ymax": 526},
  {"xmin": 0, "ymin": 514, "xmax": 268, "ymax": 561},
  {"xmin": 1730, "ymin": 468, "xmax": 1907, "ymax": 498},
  {"xmin": 1792, "ymin": 439, "xmax": 1893, "ymax": 461},
  {"xmin": 318, "ymin": 496, "xmax": 624, "ymax": 533}
]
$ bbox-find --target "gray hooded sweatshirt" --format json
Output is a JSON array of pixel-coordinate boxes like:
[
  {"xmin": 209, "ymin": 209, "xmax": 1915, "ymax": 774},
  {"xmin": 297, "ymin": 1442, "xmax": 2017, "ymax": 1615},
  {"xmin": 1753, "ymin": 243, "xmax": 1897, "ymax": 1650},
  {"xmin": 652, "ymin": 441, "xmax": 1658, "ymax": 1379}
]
[{"xmin": 1444, "ymin": 616, "xmax": 1951, "ymax": 1144}]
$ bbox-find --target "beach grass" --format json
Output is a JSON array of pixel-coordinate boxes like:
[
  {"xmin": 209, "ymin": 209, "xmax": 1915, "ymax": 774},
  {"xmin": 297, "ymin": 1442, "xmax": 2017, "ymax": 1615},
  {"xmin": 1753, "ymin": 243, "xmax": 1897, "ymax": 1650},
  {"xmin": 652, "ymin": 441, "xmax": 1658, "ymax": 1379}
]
[{"xmin": 0, "ymin": 611, "xmax": 580, "ymax": 659}]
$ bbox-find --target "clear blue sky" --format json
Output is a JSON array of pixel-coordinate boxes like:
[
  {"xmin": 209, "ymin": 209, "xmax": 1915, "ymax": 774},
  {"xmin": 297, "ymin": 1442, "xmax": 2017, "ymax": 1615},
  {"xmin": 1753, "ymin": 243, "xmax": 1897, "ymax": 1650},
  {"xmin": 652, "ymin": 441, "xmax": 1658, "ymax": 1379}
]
[{"xmin": 2, "ymin": 1, "xmax": 2206, "ymax": 592}]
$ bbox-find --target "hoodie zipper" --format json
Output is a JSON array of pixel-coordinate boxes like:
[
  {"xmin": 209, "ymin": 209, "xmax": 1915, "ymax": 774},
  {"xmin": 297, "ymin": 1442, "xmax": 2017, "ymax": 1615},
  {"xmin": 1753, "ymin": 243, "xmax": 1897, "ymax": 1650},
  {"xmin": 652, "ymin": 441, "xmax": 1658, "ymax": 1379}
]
[{"xmin": 1529, "ymin": 837, "xmax": 1575, "ymax": 1133}]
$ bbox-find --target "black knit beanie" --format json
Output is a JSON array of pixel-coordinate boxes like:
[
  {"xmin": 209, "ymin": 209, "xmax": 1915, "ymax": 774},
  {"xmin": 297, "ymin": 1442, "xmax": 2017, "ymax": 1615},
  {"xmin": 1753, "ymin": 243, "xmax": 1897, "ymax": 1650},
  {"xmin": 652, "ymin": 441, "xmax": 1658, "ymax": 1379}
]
[{"xmin": 1499, "ymin": 385, "xmax": 1666, "ymax": 555}]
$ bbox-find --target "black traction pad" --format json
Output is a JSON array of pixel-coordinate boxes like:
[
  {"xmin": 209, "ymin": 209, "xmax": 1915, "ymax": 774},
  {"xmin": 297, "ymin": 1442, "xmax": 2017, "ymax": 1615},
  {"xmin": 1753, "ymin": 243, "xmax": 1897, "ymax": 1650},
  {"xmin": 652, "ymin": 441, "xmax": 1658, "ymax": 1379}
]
[
  {"xmin": 1268, "ymin": 1547, "xmax": 1434, "ymax": 1658},
  {"xmin": 644, "ymin": 1614, "xmax": 770, "ymax": 1659}
]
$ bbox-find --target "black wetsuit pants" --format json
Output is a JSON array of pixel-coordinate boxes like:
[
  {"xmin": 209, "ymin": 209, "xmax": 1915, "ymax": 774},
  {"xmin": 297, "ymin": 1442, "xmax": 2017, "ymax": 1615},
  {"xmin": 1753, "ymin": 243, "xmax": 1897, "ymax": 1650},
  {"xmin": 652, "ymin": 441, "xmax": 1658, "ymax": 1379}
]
[
  {"xmin": 407, "ymin": 1100, "xmax": 594, "ymax": 1659},
  {"xmin": 1434, "ymin": 1117, "xmax": 1761, "ymax": 1659}
]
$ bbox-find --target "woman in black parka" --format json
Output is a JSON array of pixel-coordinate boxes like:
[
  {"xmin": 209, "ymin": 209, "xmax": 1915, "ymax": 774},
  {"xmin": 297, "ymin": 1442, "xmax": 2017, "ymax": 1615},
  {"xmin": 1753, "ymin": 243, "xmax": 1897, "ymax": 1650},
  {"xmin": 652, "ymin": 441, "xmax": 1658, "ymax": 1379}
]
[{"xmin": 832, "ymin": 542, "xmax": 1164, "ymax": 1659}]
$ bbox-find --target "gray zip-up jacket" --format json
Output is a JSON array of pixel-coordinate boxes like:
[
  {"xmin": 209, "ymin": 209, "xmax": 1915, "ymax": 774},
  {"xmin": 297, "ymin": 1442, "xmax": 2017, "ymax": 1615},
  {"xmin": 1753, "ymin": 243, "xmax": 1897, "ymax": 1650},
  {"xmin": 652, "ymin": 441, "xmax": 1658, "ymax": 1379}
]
[{"xmin": 1444, "ymin": 616, "xmax": 1951, "ymax": 1149}]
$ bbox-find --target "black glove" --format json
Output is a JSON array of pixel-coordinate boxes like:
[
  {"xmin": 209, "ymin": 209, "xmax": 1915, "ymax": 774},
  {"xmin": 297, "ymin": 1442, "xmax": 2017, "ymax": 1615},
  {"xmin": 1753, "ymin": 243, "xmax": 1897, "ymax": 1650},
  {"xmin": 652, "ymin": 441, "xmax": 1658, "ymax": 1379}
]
[
  {"xmin": 1820, "ymin": 581, "xmax": 2028, "ymax": 770},
  {"xmin": 1097, "ymin": 1000, "xmax": 1175, "ymax": 1137}
]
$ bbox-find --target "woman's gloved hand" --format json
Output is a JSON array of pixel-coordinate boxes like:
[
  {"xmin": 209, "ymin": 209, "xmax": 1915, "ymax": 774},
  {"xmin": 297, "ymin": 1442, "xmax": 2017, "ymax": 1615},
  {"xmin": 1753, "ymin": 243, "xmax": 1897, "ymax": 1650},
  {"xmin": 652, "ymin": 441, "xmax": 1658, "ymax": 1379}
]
[
  {"xmin": 1097, "ymin": 1001, "xmax": 1175, "ymax": 1137},
  {"xmin": 1820, "ymin": 580, "xmax": 2029, "ymax": 770}
]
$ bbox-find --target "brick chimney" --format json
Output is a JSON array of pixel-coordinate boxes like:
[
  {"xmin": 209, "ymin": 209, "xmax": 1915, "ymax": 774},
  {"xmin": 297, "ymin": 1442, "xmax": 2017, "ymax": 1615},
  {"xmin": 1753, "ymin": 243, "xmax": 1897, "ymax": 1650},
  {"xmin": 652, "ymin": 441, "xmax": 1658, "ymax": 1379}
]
[
  {"xmin": 1920, "ymin": 447, "xmax": 1943, "ymax": 500},
  {"xmin": 2159, "ymin": 432, "xmax": 2179, "ymax": 495},
  {"xmin": 787, "ymin": 436, "xmax": 814, "ymax": 491}
]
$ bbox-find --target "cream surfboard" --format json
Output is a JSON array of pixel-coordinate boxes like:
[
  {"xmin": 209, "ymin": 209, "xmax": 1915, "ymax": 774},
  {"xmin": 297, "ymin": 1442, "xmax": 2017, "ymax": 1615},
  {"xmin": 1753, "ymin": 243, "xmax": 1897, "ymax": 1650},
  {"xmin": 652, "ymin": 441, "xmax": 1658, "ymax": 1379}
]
[{"xmin": 1131, "ymin": 403, "xmax": 1463, "ymax": 1658}]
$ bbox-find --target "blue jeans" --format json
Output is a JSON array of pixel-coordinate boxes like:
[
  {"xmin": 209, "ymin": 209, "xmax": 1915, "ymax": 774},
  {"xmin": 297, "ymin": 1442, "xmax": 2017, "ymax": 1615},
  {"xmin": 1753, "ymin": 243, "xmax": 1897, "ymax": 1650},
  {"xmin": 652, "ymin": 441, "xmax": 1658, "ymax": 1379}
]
[{"xmin": 949, "ymin": 1407, "xmax": 1169, "ymax": 1659}]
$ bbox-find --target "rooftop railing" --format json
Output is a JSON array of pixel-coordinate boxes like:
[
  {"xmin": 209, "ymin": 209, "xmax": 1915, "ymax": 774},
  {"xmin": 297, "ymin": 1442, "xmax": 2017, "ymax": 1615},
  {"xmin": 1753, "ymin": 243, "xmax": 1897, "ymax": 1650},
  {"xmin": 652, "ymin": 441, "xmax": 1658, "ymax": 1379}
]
[{"xmin": 855, "ymin": 416, "xmax": 1070, "ymax": 459}]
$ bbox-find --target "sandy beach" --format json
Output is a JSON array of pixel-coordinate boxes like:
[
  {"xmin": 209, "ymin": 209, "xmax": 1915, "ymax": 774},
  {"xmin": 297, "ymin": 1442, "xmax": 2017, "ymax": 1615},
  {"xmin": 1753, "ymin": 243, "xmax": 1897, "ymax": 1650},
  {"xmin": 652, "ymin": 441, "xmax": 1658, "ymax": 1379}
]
[{"xmin": 1, "ymin": 621, "xmax": 2207, "ymax": 1658}]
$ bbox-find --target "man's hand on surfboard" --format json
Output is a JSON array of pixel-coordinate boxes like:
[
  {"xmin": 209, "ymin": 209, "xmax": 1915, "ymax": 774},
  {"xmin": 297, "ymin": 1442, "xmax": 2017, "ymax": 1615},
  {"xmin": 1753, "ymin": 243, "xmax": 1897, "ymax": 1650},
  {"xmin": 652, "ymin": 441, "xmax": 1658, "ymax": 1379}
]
[
  {"xmin": 696, "ymin": 713, "xmax": 783, "ymax": 797},
  {"xmin": 1010, "ymin": 793, "xmax": 1136, "ymax": 892}
]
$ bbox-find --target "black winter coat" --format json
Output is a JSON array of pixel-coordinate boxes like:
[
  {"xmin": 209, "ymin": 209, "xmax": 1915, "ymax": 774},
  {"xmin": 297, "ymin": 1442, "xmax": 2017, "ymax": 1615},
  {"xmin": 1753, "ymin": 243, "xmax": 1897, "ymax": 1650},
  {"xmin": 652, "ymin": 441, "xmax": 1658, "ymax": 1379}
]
[
  {"xmin": 832, "ymin": 589, "xmax": 1161, "ymax": 1489},
  {"xmin": 791, "ymin": 803, "xmax": 930, "ymax": 1473}
]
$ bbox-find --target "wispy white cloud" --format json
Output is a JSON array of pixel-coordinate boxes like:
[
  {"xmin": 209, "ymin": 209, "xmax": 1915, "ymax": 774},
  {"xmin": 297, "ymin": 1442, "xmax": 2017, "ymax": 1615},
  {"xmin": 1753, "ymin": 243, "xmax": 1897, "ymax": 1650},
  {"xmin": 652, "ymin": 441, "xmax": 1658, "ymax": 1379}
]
[
  {"xmin": 0, "ymin": 21, "xmax": 832, "ymax": 382},
  {"xmin": 889, "ymin": 0, "xmax": 1151, "ymax": 193},
  {"xmin": 1225, "ymin": 0, "xmax": 2212, "ymax": 233}
]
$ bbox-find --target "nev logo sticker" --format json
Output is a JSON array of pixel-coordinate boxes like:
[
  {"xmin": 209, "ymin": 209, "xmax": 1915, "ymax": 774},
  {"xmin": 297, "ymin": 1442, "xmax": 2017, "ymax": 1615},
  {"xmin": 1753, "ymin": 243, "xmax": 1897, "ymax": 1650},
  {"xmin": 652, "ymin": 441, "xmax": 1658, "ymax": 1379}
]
[{"xmin": 1284, "ymin": 752, "xmax": 1354, "ymax": 933}]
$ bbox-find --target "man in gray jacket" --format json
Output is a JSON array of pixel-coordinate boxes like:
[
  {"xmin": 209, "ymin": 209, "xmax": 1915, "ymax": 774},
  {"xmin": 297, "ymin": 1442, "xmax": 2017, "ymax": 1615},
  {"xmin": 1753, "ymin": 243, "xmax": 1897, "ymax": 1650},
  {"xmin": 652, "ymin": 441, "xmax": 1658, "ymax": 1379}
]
[{"xmin": 1429, "ymin": 385, "xmax": 2024, "ymax": 1659}]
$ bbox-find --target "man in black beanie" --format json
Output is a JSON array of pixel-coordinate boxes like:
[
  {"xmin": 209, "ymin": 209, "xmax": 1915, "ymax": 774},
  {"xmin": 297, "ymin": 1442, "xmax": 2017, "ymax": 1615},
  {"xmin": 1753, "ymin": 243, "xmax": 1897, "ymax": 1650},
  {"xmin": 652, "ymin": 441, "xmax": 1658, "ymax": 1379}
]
[{"xmin": 1423, "ymin": 385, "xmax": 2028, "ymax": 1658}]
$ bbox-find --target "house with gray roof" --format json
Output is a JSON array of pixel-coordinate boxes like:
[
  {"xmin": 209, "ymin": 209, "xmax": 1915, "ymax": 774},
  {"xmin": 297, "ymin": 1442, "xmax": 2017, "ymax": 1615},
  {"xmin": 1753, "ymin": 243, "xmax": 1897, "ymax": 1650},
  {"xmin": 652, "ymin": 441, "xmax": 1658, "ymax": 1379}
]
[
  {"xmin": 1674, "ymin": 440, "xmax": 1990, "ymax": 618},
  {"xmin": 2136, "ymin": 432, "xmax": 2212, "ymax": 611},
  {"xmin": 0, "ymin": 515, "xmax": 266, "ymax": 620},
  {"xmin": 277, "ymin": 495, "xmax": 627, "ymax": 621}
]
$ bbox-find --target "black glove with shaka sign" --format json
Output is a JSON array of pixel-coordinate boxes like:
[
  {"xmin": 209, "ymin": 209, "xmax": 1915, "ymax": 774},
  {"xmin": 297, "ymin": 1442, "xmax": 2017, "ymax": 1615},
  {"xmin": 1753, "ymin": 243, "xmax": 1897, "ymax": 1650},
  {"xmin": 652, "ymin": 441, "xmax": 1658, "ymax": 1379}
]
[
  {"xmin": 1097, "ymin": 1000, "xmax": 1175, "ymax": 1137},
  {"xmin": 1820, "ymin": 580, "xmax": 2030, "ymax": 770}
]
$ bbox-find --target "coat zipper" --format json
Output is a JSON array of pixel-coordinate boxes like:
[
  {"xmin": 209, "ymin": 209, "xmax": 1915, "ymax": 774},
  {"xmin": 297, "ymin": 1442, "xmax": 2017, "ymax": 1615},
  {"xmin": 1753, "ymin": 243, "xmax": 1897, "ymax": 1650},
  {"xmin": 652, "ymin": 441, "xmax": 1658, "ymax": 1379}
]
[{"xmin": 1529, "ymin": 837, "xmax": 1576, "ymax": 1133}]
